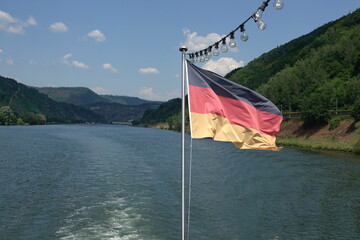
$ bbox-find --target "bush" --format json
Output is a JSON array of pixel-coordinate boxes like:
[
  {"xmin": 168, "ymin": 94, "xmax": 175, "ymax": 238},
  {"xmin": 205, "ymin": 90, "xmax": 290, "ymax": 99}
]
[
  {"xmin": 351, "ymin": 98, "xmax": 360, "ymax": 121},
  {"xmin": 300, "ymin": 93, "xmax": 331, "ymax": 128},
  {"xmin": 328, "ymin": 116, "xmax": 343, "ymax": 130},
  {"xmin": 354, "ymin": 137, "xmax": 360, "ymax": 154}
]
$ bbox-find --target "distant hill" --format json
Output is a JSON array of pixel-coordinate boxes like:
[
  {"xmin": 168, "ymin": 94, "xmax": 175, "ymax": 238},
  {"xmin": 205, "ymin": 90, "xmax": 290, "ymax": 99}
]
[
  {"xmin": 37, "ymin": 86, "xmax": 162, "ymax": 123},
  {"xmin": 0, "ymin": 76, "xmax": 103, "ymax": 123},
  {"xmin": 137, "ymin": 98, "xmax": 182, "ymax": 130},
  {"xmin": 101, "ymin": 95, "xmax": 162, "ymax": 105},
  {"xmin": 37, "ymin": 87, "xmax": 162, "ymax": 106},
  {"xmin": 88, "ymin": 102, "xmax": 160, "ymax": 123},
  {"xmin": 37, "ymin": 87, "xmax": 105, "ymax": 106}
]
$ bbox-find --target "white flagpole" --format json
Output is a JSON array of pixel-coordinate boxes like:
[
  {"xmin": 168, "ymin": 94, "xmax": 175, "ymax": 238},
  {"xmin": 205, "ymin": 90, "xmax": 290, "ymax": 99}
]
[{"xmin": 179, "ymin": 45, "xmax": 188, "ymax": 240}]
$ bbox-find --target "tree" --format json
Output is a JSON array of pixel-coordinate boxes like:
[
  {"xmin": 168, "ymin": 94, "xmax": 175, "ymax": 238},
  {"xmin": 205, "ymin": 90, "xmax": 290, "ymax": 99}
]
[
  {"xmin": 0, "ymin": 106, "xmax": 17, "ymax": 125},
  {"xmin": 20, "ymin": 112, "xmax": 47, "ymax": 125},
  {"xmin": 300, "ymin": 92, "xmax": 331, "ymax": 127},
  {"xmin": 351, "ymin": 98, "xmax": 360, "ymax": 122}
]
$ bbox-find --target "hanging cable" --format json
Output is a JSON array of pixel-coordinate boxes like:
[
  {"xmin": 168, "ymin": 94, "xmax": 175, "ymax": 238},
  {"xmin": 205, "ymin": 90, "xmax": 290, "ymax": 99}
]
[{"xmin": 187, "ymin": 0, "xmax": 284, "ymax": 63}]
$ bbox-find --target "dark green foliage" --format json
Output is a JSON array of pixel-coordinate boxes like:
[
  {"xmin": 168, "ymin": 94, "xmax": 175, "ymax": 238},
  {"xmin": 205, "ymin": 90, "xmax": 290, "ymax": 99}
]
[
  {"xmin": 140, "ymin": 98, "xmax": 181, "ymax": 125},
  {"xmin": 252, "ymin": 9, "xmax": 360, "ymax": 125},
  {"xmin": 20, "ymin": 112, "xmax": 46, "ymax": 125},
  {"xmin": 351, "ymin": 98, "xmax": 360, "ymax": 121},
  {"xmin": 300, "ymin": 92, "xmax": 331, "ymax": 127},
  {"xmin": 0, "ymin": 106, "xmax": 17, "ymax": 125},
  {"xmin": 328, "ymin": 116, "xmax": 344, "ymax": 130}
]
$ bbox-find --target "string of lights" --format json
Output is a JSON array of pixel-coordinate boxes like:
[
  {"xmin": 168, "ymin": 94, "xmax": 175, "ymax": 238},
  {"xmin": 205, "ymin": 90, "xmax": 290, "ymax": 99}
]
[{"xmin": 188, "ymin": 0, "xmax": 284, "ymax": 63}]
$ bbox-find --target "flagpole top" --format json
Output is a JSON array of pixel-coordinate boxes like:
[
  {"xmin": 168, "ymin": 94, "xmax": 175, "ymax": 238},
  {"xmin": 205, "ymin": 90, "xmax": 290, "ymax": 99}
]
[{"xmin": 179, "ymin": 46, "xmax": 188, "ymax": 52}]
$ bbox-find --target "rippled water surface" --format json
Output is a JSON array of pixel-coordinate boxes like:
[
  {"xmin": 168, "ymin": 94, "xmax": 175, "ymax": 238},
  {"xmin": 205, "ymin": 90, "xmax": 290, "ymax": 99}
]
[{"xmin": 1, "ymin": 125, "xmax": 360, "ymax": 239}]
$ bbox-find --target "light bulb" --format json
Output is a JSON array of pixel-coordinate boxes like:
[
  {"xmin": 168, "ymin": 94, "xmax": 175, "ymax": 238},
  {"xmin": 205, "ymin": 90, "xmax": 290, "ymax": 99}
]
[
  {"xmin": 204, "ymin": 51, "xmax": 209, "ymax": 61},
  {"xmin": 206, "ymin": 50, "xmax": 212, "ymax": 60},
  {"xmin": 190, "ymin": 55, "xmax": 194, "ymax": 63},
  {"xmin": 257, "ymin": 19, "xmax": 266, "ymax": 30},
  {"xmin": 273, "ymin": 0, "xmax": 284, "ymax": 10},
  {"xmin": 254, "ymin": 9, "xmax": 263, "ymax": 21},
  {"xmin": 240, "ymin": 31, "xmax": 248, "ymax": 41},
  {"xmin": 200, "ymin": 51, "xmax": 205, "ymax": 62},
  {"xmin": 195, "ymin": 53, "xmax": 200, "ymax": 62},
  {"xmin": 213, "ymin": 47, "xmax": 219, "ymax": 56},
  {"xmin": 229, "ymin": 32, "xmax": 236, "ymax": 48},
  {"xmin": 240, "ymin": 25, "xmax": 249, "ymax": 42},
  {"xmin": 221, "ymin": 39, "xmax": 228, "ymax": 53}
]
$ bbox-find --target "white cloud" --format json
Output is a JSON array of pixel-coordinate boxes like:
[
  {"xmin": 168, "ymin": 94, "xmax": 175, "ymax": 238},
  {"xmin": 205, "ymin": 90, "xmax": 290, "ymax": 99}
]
[
  {"xmin": 29, "ymin": 59, "xmax": 36, "ymax": 64},
  {"xmin": 91, "ymin": 87, "xmax": 111, "ymax": 95},
  {"xmin": 49, "ymin": 22, "xmax": 68, "ymax": 33},
  {"xmin": 0, "ymin": 49, "xmax": 3, "ymax": 54},
  {"xmin": 138, "ymin": 67, "xmax": 159, "ymax": 74},
  {"xmin": 61, "ymin": 53, "xmax": 72, "ymax": 65},
  {"xmin": 182, "ymin": 28, "xmax": 222, "ymax": 52},
  {"xmin": 202, "ymin": 57, "xmax": 245, "ymax": 76},
  {"xmin": 6, "ymin": 58, "xmax": 14, "ymax": 65},
  {"xmin": 138, "ymin": 87, "xmax": 161, "ymax": 100},
  {"xmin": 27, "ymin": 16, "xmax": 37, "ymax": 26},
  {"xmin": 60, "ymin": 53, "xmax": 89, "ymax": 69},
  {"xmin": 72, "ymin": 60, "xmax": 89, "ymax": 69},
  {"xmin": 103, "ymin": 63, "xmax": 118, "ymax": 73},
  {"xmin": 87, "ymin": 29, "xmax": 106, "ymax": 42},
  {"xmin": 0, "ymin": 10, "xmax": 36, "ymax": 34}
]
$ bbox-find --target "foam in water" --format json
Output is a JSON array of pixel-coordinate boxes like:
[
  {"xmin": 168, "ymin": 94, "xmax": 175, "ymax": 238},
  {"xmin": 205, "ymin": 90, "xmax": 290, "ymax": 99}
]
[{"xmin": 56, "ymin": 197, "xmax": 143, "ymax": 240}]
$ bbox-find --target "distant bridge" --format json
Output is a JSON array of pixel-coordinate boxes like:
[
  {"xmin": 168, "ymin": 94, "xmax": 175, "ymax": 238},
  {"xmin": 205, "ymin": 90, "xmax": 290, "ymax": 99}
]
[{"xmin": 111, "ymin": 121, "xmax": 132, "ymax": 126}]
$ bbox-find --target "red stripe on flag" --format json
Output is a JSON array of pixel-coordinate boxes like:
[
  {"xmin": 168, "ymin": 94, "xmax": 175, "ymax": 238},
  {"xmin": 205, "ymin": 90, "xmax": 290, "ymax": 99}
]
[{"xmin": 189, "ymin": 85, "xmax": 283, "ymax": 137}]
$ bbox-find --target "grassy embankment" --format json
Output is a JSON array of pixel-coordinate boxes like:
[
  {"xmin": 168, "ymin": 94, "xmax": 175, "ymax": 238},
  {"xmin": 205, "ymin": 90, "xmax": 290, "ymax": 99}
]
[{"xmin": 277, "ymin": 119, "xmax": 360, "ymax": 154}]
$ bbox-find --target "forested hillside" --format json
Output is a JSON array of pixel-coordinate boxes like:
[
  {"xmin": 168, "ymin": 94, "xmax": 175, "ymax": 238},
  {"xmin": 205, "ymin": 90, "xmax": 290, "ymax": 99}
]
[
  {"xmin": 256, "ymin": 8, "xmax": 360, "ymax": 125},
  {"xmin": 0, "ymin": 76, "xmax": 103, "ymax": 124},
  {"xmin": 37, "ymin": 87, "xmax": 105, "ymax": 106},
  {"xmin": 138, "ymin": 98, "xmax": 182, "ymax": 129},
  {"xmin": 38, "ymin": 87, "xmax": 162, "ymax": 123}
]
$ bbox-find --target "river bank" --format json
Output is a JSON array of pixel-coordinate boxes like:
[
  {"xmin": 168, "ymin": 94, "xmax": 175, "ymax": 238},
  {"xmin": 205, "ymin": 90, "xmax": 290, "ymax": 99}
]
[
  {"xmin": 277, "ymin": 119, "xmax": 360, "ymax": 154},
  {"xmin": 145, "ymin": 119, "xmax": 360, "ymax": 154}
]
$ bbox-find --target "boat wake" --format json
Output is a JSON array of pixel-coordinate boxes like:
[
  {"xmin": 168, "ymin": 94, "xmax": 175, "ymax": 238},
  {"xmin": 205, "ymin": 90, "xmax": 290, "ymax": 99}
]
[{"xmin": 56, "ymin": 196, "xmax": 143, "ymax": 240}]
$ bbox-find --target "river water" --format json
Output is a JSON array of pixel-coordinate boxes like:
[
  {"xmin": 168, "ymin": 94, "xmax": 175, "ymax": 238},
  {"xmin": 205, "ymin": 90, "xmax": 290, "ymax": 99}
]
[{"xmin": 0, "ymin": 125, "xmax": 360, "ymax": 239}]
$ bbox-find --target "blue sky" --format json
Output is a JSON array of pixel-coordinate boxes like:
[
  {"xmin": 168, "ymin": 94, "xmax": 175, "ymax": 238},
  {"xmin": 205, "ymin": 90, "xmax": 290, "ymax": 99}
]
[{"xmin": 0, "ymin": 1, "xmax": 359, "ymax": 101}]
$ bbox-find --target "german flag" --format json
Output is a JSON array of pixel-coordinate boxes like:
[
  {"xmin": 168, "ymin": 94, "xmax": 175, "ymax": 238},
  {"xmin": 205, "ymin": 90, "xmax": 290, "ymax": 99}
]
[{"xmin": 186, "ymin": 60, "xmax": 283, "ymax": 151}]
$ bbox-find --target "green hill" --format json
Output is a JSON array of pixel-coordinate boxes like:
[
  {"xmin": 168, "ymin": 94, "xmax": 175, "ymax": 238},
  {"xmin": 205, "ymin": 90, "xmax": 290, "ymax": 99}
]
[
  {"xmin": 101, "ymin": 95, "xmax": 162, "ymax": 105},
  {"xmin": 138, "ymin": 98, "xmax": 182, "ymax": 127},
  {"xmin": 38, "ymin": 87, "xmax": 163, "ymax": 106},
  {"xmin": 37, "ymin": 87, "xmax": 106, "ymax": 106},
  {"xmin": 0, "ymin": 76, "xmax": 103, "ymax": 123},
  {"xmin": 226, "ymin": 9, "xmax": 360, "ymax": 91},
  {"xmin": 88, "ymin": 102, "xmax": 160, "ymax": 123},
  {"xmin": 37, "ymin": 86, "xmax": 162, "ymax": 123},
  {"xmin": 257, "ymin": 9, "xmax": 360, "ymax": 125}
]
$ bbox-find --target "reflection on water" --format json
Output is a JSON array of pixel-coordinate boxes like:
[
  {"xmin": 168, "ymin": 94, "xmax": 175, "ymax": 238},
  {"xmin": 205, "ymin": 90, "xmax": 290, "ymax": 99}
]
[{"xmin": 0, "ymin": 125, "xmax": 360, "ymax": 239}]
